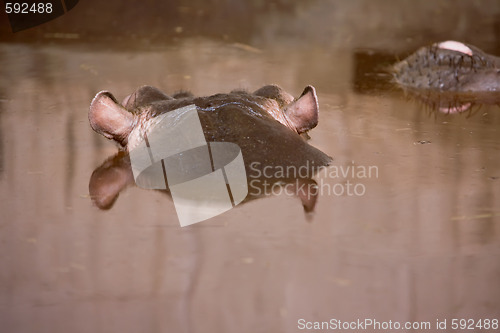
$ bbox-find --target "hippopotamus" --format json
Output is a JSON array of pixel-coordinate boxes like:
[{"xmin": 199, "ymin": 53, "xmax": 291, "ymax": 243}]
[
  {"xmin": 392, "ymin": 41, "xmax": 500, "ymax": 113},
  {"xmin": 88, "ymin": 85, "xmax": 332, "ymax": 213}
]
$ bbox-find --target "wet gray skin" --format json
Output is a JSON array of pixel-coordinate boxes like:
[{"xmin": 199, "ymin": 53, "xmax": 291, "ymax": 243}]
[
  {"xmin": 88, "ymin": 85, "xmax": 332, "ymax": 211},
  {"xmin": 393, "ymin": 41, "xmax": 500, "ymax": 113}
]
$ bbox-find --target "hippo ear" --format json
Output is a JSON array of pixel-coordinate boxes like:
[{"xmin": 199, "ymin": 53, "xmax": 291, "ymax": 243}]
[
  {"xmin": 89, "ymin": 91, "xmax": 135, "ymax": 147},
  {"xmin": 284, "ymin": 86, "xmax": 319, "ymax": 133}
]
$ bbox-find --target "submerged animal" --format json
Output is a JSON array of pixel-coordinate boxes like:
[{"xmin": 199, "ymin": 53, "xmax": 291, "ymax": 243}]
[
  {"xmin": 88, "ymin": 85, "xmax": 332, "ymax": 211},
  {"xmin": 393, "ymin": 40, "xmax": 500, "ymax": 113}
]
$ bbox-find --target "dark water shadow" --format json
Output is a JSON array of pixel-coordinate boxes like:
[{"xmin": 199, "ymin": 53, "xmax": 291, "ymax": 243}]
[{"xmin": 89, "ymin": 150, "xmax": 324, "ymax": 217}]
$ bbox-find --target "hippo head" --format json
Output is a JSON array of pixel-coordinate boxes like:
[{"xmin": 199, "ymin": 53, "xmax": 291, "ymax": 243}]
[
  {"xmin": 89, "ymin": 85, "xmax": 321, "ymax": 149},
  {"xmin": 88, "ymin": 85, "xmax": 332, "ymax": 213}
]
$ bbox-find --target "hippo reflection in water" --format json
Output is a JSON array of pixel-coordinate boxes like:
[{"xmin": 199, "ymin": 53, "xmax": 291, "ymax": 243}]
[
  {"xmin": 393, "ymin": 40, "xmax": 500, "ymax": 113},
  {"xmin": 88, "ymin": 85, "xmax": 332, "ymax": 214}
]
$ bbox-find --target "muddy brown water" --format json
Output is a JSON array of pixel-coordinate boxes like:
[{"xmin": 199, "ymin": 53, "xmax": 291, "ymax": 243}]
[{"xmin": 1, "ymin": 3, "xmax": 500, "ymax": 333}]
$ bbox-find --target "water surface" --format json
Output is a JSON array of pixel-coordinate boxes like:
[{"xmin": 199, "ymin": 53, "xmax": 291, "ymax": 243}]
[{"xmin": 1, "ymin": 2, "xmax": 500, "ymax": 332}]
